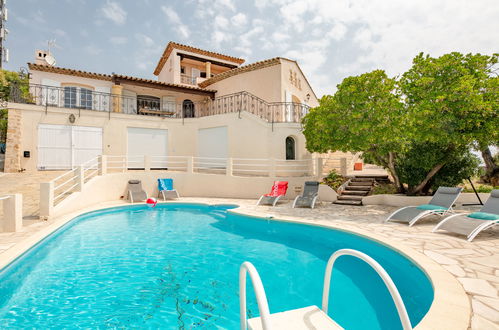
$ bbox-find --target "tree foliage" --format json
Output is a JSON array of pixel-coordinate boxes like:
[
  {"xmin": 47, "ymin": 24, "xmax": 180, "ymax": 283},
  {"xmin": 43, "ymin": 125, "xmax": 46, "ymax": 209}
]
[
  {"xmin": 0, "ymin": 70, "xmax": 30, "ymax": 144},
  {"xmin": 303, "ymin": 52, "xmax": 498, "ymax": 195}
]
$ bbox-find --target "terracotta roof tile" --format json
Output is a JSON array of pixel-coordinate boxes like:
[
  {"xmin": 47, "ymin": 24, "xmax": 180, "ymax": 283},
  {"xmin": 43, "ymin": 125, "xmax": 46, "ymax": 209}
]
[
  {"xmin": 153, "ymin": 41, "xmax": 245, "ymax": 76},
  {"xmin": 28, "ymin": 63, "xmax": 216, "ymax": 94},
  {"xmin": 28, "ymin": 63, "xmax": 113, "ymax": 81},
  {"xmin": 198, "ymin": 58, "xmax": 282, "ymax": 88},
  {"xmin": 113, "ymin": 74, "xmax": 216, "ymax": 93}
]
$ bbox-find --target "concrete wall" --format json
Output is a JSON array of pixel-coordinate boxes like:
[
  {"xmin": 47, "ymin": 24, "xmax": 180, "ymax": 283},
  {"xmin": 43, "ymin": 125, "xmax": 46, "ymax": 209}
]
[
  {"xmin": 363, "ymin": 193, "xmax": 490, "ymax": 207},
  {"xmin": 280, "ymin": 59, "xmax": 320, "ymax": 107},
  {"xmin": 208, "ymin": 64, "xmax": 282, "ymax": 102},
  {"xmin": 6, "ymin": 103, "xmax": 310, "ymax": 172},
  {"xmin": 53, "ymin": 171, "xmax": 337, "ymax": 218}
]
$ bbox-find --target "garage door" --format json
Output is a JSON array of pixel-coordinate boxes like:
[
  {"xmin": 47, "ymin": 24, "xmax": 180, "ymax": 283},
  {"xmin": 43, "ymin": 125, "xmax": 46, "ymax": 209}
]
[
  {"xmin": 38, "ymin": 124, "xmax": 103, "ymax": 170},
  {"xmin": 127, "ymin": 127, "xmax": 168, "ymax": 169}
]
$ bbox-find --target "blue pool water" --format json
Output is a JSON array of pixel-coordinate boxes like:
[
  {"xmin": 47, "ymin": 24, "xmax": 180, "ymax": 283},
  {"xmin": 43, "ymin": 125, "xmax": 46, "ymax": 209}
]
[{"xmin": 0, "ymin": 204, "xmax": 433, "ymax": 329}]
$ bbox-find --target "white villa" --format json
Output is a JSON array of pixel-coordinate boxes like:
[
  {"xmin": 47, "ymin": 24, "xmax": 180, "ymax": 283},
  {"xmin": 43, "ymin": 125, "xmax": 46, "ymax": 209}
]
[{"xmin": 4, "ymin": 41, "xmax": 323, "ymax": 173}]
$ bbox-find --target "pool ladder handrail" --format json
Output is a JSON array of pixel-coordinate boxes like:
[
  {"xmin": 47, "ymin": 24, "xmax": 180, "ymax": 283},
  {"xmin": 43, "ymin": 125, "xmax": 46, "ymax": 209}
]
[
  {"xmin": 240, "ymin": 248, "xmax": 413, "ymax": 330},
  {"xmin": 322, "ymin": 249, "xmax": 412, "ymax": 330},
  {"xmin": 239, "ymin": 261, "xmax": 272, "ymax": 330}
]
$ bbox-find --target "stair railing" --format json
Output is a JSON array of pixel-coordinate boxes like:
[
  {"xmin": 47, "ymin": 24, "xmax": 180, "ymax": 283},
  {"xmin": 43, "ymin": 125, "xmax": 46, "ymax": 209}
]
[
  {"xmin": 322, "ymin": 248, "xmax": 412, "ymax": 330},
  {"xmin": 239, "ymin": 261, "xmax": 272, "ymax": 330}
]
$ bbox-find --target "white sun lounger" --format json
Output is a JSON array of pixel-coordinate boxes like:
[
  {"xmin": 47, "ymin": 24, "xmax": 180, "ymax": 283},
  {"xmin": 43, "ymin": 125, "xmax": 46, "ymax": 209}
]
[
  {"xmin": 385, "ymin": 187, "xmax": 462, "ymax": 226},
  {"xmin": 127, "ymin": 180, "xmax": 148, "ymax": 203},
  {"xmin": 433, "ymin": 189, "xmax": 499, "ymax": 241}
]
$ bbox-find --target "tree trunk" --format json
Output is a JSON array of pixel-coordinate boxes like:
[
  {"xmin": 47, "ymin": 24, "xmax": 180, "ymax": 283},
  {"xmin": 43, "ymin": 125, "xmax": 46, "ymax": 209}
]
[
  {"xmin": 387, "ymin": 152, "xmax": 405, "ymax": 193},
  {"xmin": 369, "ymin": 150, "xmax": 405, "ymax": 193},
  {"xmin": 481, "ymin": 147, "xmax": 498, "ymax": 183},
  {"xmin": 409, "ymin": 163, "xmax": 445, "ymax": 195}
]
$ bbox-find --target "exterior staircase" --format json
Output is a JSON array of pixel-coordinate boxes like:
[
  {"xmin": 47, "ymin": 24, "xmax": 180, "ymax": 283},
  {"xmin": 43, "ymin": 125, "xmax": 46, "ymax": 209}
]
[{"xmin": 334, "ymin": 175, "xmax": 390, "ymax": 206}]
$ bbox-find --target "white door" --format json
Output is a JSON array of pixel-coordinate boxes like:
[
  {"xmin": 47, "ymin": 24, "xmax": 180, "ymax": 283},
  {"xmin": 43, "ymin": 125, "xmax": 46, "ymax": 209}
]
[
  {"xmin": 127, "ymin": 127, "xmax": 168, "ymax": 169},
  {"xmin": 72, "ymin": 126, "xmax": 103, "ymax": 166},
  {"xmin": 38, "ymin": 124, "xmax": 103, "ymax": 170},
  {"xmin": 197, "ymin": 126, "xmax": 228, "ymax": 168},
  {"xmin": 191, "ymin": 68, "xmax": 201, "ymax": 84}
]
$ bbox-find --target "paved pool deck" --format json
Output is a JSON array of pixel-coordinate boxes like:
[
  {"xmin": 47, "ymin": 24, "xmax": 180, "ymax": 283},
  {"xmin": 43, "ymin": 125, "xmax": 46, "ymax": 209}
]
[{"xmin": 0, "ymin": 198, "xmax": 498, "ymax": 329}]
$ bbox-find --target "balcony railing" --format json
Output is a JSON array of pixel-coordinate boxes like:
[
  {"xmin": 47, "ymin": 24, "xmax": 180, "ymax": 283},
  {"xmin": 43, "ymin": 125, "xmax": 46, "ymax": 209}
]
[
  {"xmin": 7, "ymin": 83, "xmax": 311, "ymax": 124},
  {"xmin": 180, "ymin": 74, "xmax": 197, "ymax": 86}
]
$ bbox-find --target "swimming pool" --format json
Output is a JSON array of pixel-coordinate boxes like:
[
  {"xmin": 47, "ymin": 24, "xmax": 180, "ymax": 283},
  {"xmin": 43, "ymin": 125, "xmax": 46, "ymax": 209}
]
[{"xmin": 0, "ymin": 203, "xmax": 433, "ymax": 329}]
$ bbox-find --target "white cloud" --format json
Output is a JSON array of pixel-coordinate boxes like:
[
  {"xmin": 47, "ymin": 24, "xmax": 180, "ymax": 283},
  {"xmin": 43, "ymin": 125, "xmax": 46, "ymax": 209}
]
[
  {"xmin": 100, "ymin": 1, "xmax": 127, "ymax": 25},
  {"xmin": 162, "ymin": 6, "xmax": 181, "ymax": 24},
  {"xmin": 110, "ymin": 36, "xmax": 127, "ymax": 45},
  {"xmin": 231, "ymin": 13, "xmax": 247, "ymax": 27},
  {"xmin": 161, "ymin": 6, "xmax": 190, "ymax": 39},
  {"xmin": 135, "ymin": 33, "xmax": 154, "ymax": 47},
  {"xmin": 327, "ymin": 23, "xmax": 347, "ymax": 41},
  {"xmin": 177, "ymin": 25, "xmax": 190, "ymax": 39},
  {"xmin": 215, "ymin": 16, "xmax": 230, "ymax": 29}
]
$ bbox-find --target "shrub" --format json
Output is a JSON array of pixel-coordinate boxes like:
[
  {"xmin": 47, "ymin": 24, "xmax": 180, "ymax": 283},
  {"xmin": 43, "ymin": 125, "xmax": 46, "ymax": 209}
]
[
  {"xmin": 462, "ymin": 184, "xmax": 499, "ymax": 193},
  {"xmin": 397, "ymin": 143, "xmax": 480, "ymax": 195},
  {"xmin": 372, "ymin": 183, "xmax": 397, "ymax": 195},
  {"xmin": 322, "ymin": 169, "xmax": 348, "ymax": 190}
]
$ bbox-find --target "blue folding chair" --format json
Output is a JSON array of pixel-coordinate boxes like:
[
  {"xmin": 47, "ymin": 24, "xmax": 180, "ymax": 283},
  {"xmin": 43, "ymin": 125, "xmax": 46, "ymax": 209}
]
[{"xmin": 158, "ymin": 178, "xmax": 180, "ymax": 200}]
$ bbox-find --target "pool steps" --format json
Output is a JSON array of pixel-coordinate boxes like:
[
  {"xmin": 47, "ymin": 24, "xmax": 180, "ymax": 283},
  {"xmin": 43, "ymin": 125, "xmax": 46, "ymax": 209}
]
[{"xmin": 240, "ymin": 248, "xmax": 412, "ymax": 330}]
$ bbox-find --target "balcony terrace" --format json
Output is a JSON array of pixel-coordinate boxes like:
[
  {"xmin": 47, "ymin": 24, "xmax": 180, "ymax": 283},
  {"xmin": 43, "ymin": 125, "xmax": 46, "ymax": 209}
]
[{"xmin": 7, "ymin": 83, "xmax": 311, "ymax": 124}]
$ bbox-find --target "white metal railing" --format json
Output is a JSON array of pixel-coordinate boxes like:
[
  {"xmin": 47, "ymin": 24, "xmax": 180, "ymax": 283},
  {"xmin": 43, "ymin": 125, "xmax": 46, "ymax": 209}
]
[
  {"xmin": 102, "ymin": 156, "xmax": 317, "ymax": 177},
  {"xmin": 151, "ymin": 155, "xmax": 188, "ymax": 171},
  {"xmin": 52, "ymin": 167, "xmax": 79, "ymax": 204},
  {"xmin": 322, "ymin": 249, "xmax": 412, "ymax": 330},
  {"xmin": 193, "ymin": 157, "xmax": 227, "ymax": 173},
  {"xmin": 81, "ymin": 156, "xmax": 100, "ymax": 183},
  {"xmin": 239, "ymin": 262, "xmax": 272, "ymax": 330}
]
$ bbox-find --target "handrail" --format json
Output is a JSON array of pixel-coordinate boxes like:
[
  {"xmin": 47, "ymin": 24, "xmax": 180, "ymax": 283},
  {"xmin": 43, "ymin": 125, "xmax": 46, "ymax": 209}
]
[
  {"xmin": 239, "ymin": 262, "xmax": 272, "ymax": 330},
  {"xmin": 322, "ymin": 249, "xmax": 412, "ymax": 330},
  {"xmin": 10, "ymin": 83, "xmax": 310, "ymax": 123}
]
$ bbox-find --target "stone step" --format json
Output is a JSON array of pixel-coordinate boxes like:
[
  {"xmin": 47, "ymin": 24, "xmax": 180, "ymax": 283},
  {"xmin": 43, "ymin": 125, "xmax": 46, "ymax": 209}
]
[
  {"xmin": 341, "ymin": 190, "xmax": 369, "ymax": 196},
  {"xmin": 349, "ymin": 181, "xmax": 373, "ymax": 187},
  {"xmin": 334, "ymin": 199, "xmax": 363, "ymax": 206},
  {"xmin": 354, "ymin": 175, "xmax": 389, "ymax": 180},
  {"xmin": 351, "ymin": 178, "xmax": 375, "ymax": 182},
  {"xmin": 345, "ymin": 186, "xmax": 371, "ymax": 191},
  {"xmin": 337, "ymin": 195, "xmax": 363, "ymax": 201}
]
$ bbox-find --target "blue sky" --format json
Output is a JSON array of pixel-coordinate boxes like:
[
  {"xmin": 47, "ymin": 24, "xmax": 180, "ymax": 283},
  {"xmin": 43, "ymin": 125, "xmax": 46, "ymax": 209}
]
[{"xmin": 4, "ymin": 0, "xmax": 499, "ymax": 96}]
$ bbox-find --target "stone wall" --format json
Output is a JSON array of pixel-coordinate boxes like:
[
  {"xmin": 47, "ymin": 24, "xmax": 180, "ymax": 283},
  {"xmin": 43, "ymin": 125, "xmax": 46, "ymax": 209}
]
[{"xmin": 4, "ymin": 109, "xmax": 22, "ymax": 173}]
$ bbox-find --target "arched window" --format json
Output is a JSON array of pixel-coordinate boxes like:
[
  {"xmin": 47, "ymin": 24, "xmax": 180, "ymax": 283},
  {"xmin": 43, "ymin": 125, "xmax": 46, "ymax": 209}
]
[
  {"xmin": 286, "ymin": 136, "xmax": 296, "ymax": 160},
  {"xmin": 183, "ymin": 99, "xmax": 195, "ymax": 118}
]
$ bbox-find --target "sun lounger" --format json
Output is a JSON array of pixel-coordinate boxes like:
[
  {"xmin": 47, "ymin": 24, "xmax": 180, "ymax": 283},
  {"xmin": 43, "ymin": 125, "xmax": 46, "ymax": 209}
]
[
  {"xmin": 385, "ymin": 187, "xmax": 462, "ymax": 226},
  {"xmin": 127, "ymin": 180, "xmax": 147, "ymax": 203},
  {"xmin": 158, "ymin": 178, "xmax": 180, "ymax": 200},
  {"xmin": 433, "ymin": 189, "xmax": 499, "ymax": 241},
  {"xmin": 292, "ymin": 181, "xmax": 320, "ymax": 208},
  {"xmin": 257, "ymin": 181, "xmax": 288, "ymax": 206}
]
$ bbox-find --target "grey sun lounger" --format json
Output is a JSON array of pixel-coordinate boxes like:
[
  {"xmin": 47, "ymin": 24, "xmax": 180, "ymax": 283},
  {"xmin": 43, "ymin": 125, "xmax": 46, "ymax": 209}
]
[
  {"xmin": 433, "ymin": 189, "xmax": 499, "ymax": 241},
  {"xmin": 127, "ymin": 180, "xmax": 148, "ymax": 203},
  {"xmin": 385, "ymin": 187, "xmax": 462, "ymax": 226},
  {"xmin": 292, "ymin": 181, "xmax": 320, "ymax": 208}
]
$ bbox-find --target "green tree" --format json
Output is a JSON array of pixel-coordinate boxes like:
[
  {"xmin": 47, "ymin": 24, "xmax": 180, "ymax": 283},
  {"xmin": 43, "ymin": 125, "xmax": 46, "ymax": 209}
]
[
  {"xmin": 303, "ymin": 70, "xmax": 408, "ymax": 192},
  {"xmin": 399, "ymin": 52, "xmax": 498, "ymax": 190},
  {"xmin": 303, "ymin": 52, "xmax": 498, "ymax": 195},
  {"xmin": 396, "ymin": 143, "xmax": 479, "ymax": 193},
  {"xmin": 0, "ymin": 70, "xmax": 30, "ymax": 144}
]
